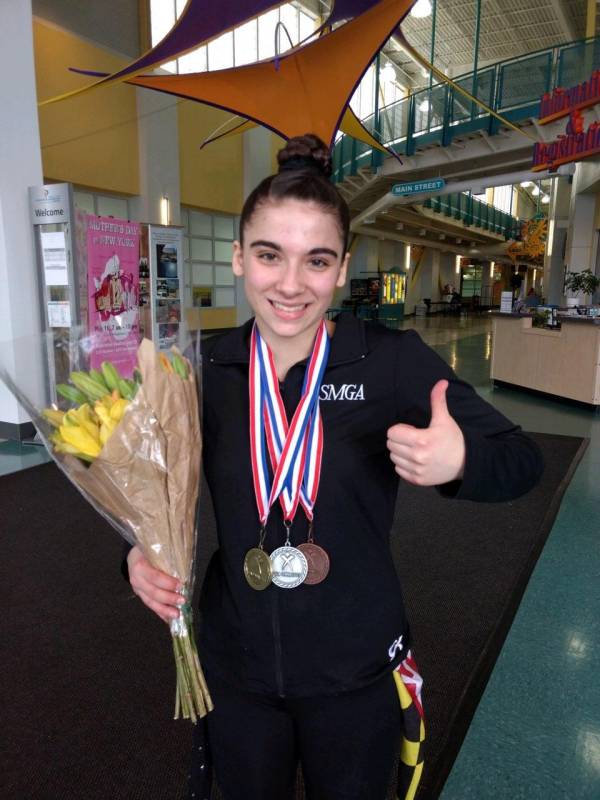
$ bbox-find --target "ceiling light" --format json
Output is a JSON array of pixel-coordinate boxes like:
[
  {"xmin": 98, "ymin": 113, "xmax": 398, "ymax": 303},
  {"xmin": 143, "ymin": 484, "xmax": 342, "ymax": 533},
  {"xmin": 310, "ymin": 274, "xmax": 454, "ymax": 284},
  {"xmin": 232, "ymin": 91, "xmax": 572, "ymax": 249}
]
[
  {"xmin": 520, "ymin": 180, "xmax": 531, "ymax": 188},
  {"xmin": 380, "ymin": 62, "xmax": 396, "ymax": 83},
  {"xmin": 541, "ymin": 194, "xmax": 550, "ymax": 204},
  {"xmin": 411, "ymin": 0, "xmax": 432, "ymax": 18},
  {"xmin": 532, "ymin": 185, "xmax": 540, "ymax": 196}
]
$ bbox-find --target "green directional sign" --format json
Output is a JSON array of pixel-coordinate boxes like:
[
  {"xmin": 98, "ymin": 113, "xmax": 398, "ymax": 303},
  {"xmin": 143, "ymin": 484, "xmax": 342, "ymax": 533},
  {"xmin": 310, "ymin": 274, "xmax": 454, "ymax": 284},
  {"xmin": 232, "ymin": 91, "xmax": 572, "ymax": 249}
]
[{"xmin": 391, "ymin": 178, "xmax": 446, "ymax": 196}]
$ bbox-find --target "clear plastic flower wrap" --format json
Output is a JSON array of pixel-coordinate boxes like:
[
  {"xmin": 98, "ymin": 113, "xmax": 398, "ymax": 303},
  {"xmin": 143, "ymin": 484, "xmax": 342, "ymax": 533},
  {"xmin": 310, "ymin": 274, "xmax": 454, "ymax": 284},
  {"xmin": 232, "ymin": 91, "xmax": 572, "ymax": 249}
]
[{"xmin": 0, "ymin": 327, "xmax": 212, "ymax": 722}]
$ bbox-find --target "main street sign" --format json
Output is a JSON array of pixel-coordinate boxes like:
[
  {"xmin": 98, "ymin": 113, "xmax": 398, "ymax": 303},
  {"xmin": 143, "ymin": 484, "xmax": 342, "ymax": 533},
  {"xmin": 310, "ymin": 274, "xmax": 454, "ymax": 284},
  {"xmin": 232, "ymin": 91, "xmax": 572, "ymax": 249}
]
[{"xmin": 391, "ymin": 178, "xmax": 446, "ymax": 196}]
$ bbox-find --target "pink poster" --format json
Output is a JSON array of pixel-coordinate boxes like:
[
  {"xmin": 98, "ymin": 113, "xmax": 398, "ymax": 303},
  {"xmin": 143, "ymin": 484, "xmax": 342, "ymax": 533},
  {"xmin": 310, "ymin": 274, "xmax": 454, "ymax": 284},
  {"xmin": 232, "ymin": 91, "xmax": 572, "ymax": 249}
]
[{"xmin": 87, "ymin": 215, "xmax": 141, "ymax": 378}]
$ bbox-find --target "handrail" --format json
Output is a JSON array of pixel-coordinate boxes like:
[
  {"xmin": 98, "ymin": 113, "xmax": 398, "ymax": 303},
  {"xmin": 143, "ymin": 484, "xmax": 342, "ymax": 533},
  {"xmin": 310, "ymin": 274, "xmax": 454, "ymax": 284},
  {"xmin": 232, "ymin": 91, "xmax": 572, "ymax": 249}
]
[{"xmin": 333, "ymin": 35, "xmax": 600, "ymax": 184}]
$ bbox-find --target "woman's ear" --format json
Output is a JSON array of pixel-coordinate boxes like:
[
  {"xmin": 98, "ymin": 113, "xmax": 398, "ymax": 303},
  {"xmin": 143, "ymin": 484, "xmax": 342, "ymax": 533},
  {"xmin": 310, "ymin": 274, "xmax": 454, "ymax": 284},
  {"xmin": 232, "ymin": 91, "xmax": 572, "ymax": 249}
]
[
  {"xmin": 336, "ymin": 252, "xmax": 351, "ymax": 288},
  {"xmin": 232, "ymin": 241, "xmax": 244, "ymax": 277}
]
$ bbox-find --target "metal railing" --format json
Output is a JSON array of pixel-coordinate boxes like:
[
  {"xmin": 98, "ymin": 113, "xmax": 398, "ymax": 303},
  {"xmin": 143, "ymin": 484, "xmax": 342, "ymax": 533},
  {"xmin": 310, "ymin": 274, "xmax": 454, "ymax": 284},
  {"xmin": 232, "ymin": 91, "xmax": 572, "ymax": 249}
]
[
  {"xmin": 333, "ymin": 35, "xmax": 600, "ymax": 183},
  {"xmin": 424, "ymin": 194, "xmax": 521, "ymax": 240}
]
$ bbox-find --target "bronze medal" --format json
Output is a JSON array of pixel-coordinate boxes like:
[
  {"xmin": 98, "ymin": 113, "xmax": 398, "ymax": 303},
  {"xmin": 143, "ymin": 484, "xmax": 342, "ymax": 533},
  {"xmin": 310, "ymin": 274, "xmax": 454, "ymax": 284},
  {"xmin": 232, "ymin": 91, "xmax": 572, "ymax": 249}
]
[
  {"xmin": 243, "ymin": 547, "xmax": 272, "ymax": 591},
  {"xmin": 297, "ymin": 542, "xmax": 330, "ymax": 585}
]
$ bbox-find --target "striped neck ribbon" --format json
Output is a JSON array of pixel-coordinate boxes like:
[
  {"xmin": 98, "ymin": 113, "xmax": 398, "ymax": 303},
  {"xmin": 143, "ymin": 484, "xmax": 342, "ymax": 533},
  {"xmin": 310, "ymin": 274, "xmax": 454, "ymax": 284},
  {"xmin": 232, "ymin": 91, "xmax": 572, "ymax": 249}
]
[{"xmin": 249, "ymin": 320, "xmax": 330, "ymax": 527}]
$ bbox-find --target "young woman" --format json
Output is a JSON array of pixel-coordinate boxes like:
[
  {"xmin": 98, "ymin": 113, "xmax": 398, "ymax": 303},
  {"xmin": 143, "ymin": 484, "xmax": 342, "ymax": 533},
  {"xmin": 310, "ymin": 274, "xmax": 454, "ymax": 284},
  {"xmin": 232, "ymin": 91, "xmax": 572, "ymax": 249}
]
[{"xmin": 127, "ymin": 134, "xmax": 543, "ymax": 800}]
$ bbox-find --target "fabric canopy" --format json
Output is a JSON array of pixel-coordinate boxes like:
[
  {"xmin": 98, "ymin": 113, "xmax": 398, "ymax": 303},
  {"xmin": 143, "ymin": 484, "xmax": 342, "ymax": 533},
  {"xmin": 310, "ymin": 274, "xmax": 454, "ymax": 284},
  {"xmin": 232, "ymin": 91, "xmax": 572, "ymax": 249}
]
[{"xmin": 126, "ymin": 0, "xmax": 413, "ymax": 148}]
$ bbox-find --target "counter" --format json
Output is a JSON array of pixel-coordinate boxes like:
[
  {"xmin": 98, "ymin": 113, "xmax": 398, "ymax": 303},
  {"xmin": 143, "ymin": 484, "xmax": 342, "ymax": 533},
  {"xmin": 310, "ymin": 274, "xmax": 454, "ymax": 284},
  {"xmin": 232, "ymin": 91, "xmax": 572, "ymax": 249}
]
[{"xmin": 490, "ymin": 312, "xmax": 600, "ymax": 405}]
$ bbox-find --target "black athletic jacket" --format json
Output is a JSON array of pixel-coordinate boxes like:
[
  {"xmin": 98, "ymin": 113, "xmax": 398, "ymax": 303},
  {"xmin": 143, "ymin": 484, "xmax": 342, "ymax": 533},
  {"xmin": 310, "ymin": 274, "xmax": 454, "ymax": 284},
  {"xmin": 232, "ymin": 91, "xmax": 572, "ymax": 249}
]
[{"xmin": 197, "ymin": 313, "xmax": 543, "ymax": 698}]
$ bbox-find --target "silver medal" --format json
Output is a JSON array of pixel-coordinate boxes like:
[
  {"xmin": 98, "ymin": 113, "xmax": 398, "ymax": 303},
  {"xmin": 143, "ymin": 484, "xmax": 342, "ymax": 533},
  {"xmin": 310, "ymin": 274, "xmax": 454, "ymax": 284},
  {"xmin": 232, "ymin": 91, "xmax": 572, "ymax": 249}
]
[{"xmin": 270, "ymin": 545, "xmax": 308, "ymax": 589}]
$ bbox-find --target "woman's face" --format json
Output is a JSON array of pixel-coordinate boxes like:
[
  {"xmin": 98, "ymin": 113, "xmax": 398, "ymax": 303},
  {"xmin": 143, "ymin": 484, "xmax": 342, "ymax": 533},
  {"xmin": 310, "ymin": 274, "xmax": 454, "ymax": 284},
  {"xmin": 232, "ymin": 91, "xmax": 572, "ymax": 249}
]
[{"xmin": 232, "ymin": 198, "xmax": 349, "ymax": 348}]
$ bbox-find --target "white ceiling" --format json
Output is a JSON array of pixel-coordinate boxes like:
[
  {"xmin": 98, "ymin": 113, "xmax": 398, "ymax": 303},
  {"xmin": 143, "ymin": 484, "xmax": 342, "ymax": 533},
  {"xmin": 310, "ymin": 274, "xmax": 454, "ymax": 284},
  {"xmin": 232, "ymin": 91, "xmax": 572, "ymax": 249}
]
[{"xmin": 397, "ymin": 0, "xmax": 595, "ymax": 84}]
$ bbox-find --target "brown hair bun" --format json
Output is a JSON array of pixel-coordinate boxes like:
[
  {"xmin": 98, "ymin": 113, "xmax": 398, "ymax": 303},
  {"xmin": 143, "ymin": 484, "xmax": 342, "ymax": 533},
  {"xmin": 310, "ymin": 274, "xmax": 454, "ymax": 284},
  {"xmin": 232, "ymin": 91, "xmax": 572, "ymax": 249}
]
[{"xmin": 277, "ymin": 133, "xmax": 332, "ymax": 178}]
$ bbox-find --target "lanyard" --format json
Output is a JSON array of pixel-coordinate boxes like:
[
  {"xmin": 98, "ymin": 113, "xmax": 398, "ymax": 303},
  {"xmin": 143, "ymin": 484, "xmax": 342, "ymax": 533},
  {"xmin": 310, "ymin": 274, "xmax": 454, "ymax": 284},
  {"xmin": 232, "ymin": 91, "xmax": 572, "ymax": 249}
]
[{"xmin": 249, "ymin": 320, "xmax": 329, "ymax": 528}]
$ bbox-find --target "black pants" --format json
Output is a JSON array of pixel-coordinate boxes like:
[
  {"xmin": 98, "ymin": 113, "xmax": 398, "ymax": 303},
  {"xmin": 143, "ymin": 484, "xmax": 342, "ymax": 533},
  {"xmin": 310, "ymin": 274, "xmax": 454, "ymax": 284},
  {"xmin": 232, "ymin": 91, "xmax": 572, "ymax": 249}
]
[{"xmin": 196, "ymin": 672, "xmax": 403, "ymax": 800}]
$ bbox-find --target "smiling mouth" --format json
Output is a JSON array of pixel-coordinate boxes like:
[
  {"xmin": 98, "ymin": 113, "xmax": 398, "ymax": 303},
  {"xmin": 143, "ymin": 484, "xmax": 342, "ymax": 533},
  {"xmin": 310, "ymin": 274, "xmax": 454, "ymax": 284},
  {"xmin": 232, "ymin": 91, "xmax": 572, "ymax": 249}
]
[{"xmin": 269, "ymin": 300, "xmax": 309, "ymax": 312}]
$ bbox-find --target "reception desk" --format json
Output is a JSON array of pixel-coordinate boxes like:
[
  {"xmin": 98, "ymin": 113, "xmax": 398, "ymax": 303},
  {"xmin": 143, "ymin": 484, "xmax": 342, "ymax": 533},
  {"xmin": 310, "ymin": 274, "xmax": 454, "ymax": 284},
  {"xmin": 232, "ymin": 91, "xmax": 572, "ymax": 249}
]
[{"xmin": 491, "ymin": 312, "xmax": 600, "ymax": 406}]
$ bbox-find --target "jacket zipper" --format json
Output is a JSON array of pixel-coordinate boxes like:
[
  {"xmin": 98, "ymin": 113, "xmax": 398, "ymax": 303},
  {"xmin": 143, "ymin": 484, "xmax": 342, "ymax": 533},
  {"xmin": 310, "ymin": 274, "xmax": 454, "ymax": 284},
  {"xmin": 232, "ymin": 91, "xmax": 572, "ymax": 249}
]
[{"xmin": 271, "ymin": 589, "xmax": 285, "ymax": 697}]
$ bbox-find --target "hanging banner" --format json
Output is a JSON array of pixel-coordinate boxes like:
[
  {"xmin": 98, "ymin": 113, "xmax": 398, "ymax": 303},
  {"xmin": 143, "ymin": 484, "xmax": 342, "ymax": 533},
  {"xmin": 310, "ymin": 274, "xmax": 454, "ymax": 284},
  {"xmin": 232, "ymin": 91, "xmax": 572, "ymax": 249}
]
[{"xmin": 87, "ymin": 215, "xmax": 141, "ymax": 377}]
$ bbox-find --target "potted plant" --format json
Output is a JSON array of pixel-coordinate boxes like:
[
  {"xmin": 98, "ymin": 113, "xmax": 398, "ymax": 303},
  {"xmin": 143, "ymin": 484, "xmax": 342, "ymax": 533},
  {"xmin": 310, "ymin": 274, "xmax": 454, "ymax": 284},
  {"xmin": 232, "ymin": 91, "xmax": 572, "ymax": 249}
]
[{"xmin": 564, "ymin": 269, "xmax": 600, "ymax": 306}]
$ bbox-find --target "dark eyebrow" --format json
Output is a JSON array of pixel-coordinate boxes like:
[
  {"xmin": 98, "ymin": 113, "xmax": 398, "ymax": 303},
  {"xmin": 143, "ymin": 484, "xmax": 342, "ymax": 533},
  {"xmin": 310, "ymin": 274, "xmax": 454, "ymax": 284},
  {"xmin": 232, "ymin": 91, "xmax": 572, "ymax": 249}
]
[
  {"xmin": 249, "ymin": 239, "xmax": 281, "ymax": 250},
  {"xmin": 308, "ymin": 247, "xmax": 339, "ymax": 259},
  {"xmin": 249, "ymin": 241, "xmax": 339, "ymax": 259}
]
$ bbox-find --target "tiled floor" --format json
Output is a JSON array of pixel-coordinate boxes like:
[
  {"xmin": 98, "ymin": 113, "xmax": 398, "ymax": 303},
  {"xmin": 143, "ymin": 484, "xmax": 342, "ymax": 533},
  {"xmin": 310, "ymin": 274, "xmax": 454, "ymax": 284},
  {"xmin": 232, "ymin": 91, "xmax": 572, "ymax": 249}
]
[
  {"xmin": 0, "ymin": 437, "xmax": 51, "ymax": 476},
  {"xmin": 2, "ymin": 314, "xmax": 599, "ymax": 798},
  {"xmin": 401, "ymin": 314, "xmax": 600, "ymax": 800}
]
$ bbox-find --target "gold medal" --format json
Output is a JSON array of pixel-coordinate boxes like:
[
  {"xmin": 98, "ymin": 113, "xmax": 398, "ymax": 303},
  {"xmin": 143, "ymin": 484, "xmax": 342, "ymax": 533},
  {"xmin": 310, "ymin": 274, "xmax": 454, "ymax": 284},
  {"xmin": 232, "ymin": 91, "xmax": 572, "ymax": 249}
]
[{"xmin": 243, "ymin": 547, "xmax": 272, "ymax": 590}]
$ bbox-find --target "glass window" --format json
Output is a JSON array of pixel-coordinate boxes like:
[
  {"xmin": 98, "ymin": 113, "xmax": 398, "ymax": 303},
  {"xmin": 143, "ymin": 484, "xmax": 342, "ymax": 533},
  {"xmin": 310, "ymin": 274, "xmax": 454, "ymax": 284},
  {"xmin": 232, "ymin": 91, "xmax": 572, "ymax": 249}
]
[
  {"xmin": 191, "ymin": 239, "xmax": 213, "ymax": 260},
  {"xmin": 208, "ymin": 31, "xmax": 234, "ymax": 71},
  {"xmin": 97, "ymin": 195, "xmax": 129, "ymax": 219},
  {"xmin": 215, "ymin": 288, "xmax": 236, "ymax": 307},
  {"xmin": 150, "ymin": 0, "xmax": 175, "ymax": 46},
  {"xmin": 189, "ymin": 211, "xmax": 212, "ymax": 236},
  {"xmin": 214, "ymin": 216, "xmax": 235, "ymax": 239},
  {"xmin": 214, "ymin": 240, "xmax": 233, "ymax": 262},
  {"xmin": 74, "ymin": 192, "xmax": 95, "ymax": 215},
  {"xmin": 279, "ymin": 5, "xmax": 299, "ymax": 49},
  {"xmin": 192, "ymin": 287, "xmax": 212, "ymax": 307},
  {"xmin": 183, "ymin": 207, "xmax": 238, "ymax": 309},
  {"xmin": 192, "ymin": 263, "xmax": 214, "ymax": 284},
  {"xmin": 258, "ymin": 9, "xmax": 279, "ymax": 59},
  {"xmin": 234, "ymin": 20, "xmax": 258, "ymax": 66},
  {"xmin": 215, "ymin": 265, "xmax": 235, "ymax": 285},
  {"xmin": 299, "ymin": 10, "xmax": 316, "ymax": 42},
  {"xmin": 179, "ymin": 46, "xmax": 207, "ymax": 74}
]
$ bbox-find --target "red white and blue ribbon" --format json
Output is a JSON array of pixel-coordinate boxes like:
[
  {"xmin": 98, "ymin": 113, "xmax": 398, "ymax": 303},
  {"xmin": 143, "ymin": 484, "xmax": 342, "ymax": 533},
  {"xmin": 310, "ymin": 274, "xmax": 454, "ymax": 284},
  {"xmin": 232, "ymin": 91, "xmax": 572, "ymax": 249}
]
[{"xmin": 249, "ymin": 321, "xmax": 329, "ymax": 527}]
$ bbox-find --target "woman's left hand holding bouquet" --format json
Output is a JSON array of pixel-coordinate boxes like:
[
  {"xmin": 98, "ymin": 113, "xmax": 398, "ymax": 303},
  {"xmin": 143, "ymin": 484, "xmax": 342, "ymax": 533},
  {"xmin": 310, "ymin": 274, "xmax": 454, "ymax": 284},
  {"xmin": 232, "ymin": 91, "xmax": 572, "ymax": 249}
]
[{"xmin": 128, "ymin": 546, "xmax": 184, "ymax": 626}]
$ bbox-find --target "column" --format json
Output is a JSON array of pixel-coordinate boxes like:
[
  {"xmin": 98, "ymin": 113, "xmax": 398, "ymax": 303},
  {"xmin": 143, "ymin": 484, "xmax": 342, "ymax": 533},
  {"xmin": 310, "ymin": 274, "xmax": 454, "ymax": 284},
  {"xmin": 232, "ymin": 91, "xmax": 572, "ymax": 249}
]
[
  {"xmin": 0, "ymin": 0, "xmax": 45, "ymax": 439},
  {"xmin": 237, "ymin": 126, "xmax": 274, "ymax": 325},
  {"xmin": 564, "ymin": 164, "xmax": 598, "ymax": 278},
  {"xmin": 543, "ymin": 184, "xmax": 570, "ymax": 306}
]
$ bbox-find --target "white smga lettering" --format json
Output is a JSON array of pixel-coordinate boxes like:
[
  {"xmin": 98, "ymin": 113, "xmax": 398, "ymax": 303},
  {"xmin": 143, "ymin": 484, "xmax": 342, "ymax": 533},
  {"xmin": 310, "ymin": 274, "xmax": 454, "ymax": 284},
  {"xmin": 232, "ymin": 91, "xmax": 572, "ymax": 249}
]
[
  {"xmin": 319, "ymin": 384, "xmax": 365, "ymax": 401},
  {"xmin": 388, "ymin": 635, "xmax": 404, "ymax": 661}
]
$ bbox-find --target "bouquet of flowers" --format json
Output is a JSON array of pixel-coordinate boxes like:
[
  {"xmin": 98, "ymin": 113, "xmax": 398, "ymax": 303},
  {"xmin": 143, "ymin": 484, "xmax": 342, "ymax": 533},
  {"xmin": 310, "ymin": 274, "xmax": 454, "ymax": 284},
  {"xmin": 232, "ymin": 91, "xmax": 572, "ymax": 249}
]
[{"xmin": 0, "ymin": 331, "xmax": 212, "ymax": 722}]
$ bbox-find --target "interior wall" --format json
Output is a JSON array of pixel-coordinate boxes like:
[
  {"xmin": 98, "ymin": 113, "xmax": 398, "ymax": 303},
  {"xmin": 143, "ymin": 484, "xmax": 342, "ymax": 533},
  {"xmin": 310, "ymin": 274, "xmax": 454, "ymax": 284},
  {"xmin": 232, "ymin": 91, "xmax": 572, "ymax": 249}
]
[
  {"xmin": 32, "ymin": 0, "xmax": 140, "ymax": 58},
  {"xmin": 34, "ymin": 19, "xmax": 139, "ymax": 195},
  {"xmin": 178, "ymin": 102, "xmax": 244, "ymax": 215}
]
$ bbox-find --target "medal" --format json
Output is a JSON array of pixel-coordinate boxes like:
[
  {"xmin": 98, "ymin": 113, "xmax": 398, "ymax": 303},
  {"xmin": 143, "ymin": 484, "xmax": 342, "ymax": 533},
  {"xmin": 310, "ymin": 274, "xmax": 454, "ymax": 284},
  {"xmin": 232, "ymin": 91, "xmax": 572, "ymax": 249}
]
[
  {"xmin": 243, "ymin": 547, "xmax": 272, "ymax": 590},
  {"xmin": 297, "ymin": 522, "xmax": 330, "ymax": 584},
  {"xmin": 270, "ymin": 545, "xmax": 308, "ymax": 588},
  {"xmin": 247, "ymin": 321, "xmax": 330, "ymax": 590}
]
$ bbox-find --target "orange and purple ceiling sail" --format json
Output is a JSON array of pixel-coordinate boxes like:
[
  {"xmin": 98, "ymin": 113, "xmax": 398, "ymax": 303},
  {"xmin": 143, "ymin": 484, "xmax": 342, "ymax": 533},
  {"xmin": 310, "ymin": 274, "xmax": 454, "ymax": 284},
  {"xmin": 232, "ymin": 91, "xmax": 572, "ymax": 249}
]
[
  {"xmin": 43, "ymin": 0, "xmax": 390, "ymax": 106},
  {"xmin": 125, "ymin": 0, "xmax": 414, "ymax": 149},
  {"xmin": 200, "ymin": 108, "xmax": 401, "ymax": 165},
  {"xmin": 41, "ymin": 0, "xmax": 282, "ymax": 105}
]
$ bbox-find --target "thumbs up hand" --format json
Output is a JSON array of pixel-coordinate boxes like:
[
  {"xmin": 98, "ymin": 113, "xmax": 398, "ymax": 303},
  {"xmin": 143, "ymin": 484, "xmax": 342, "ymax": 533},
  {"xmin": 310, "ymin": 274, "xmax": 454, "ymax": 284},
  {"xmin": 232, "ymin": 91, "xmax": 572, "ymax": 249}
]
[{"xmin": 387, "ymin": 379, "xmax": 466, "ymax": 487}]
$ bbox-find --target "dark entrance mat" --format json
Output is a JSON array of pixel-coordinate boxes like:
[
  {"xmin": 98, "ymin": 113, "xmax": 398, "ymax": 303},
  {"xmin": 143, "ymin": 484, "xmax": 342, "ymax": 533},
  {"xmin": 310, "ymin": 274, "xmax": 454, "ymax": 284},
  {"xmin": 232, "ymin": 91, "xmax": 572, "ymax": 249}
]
[{"xmin": 1, "ymin": 432, "xmax": 586, "ymax": 799}]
